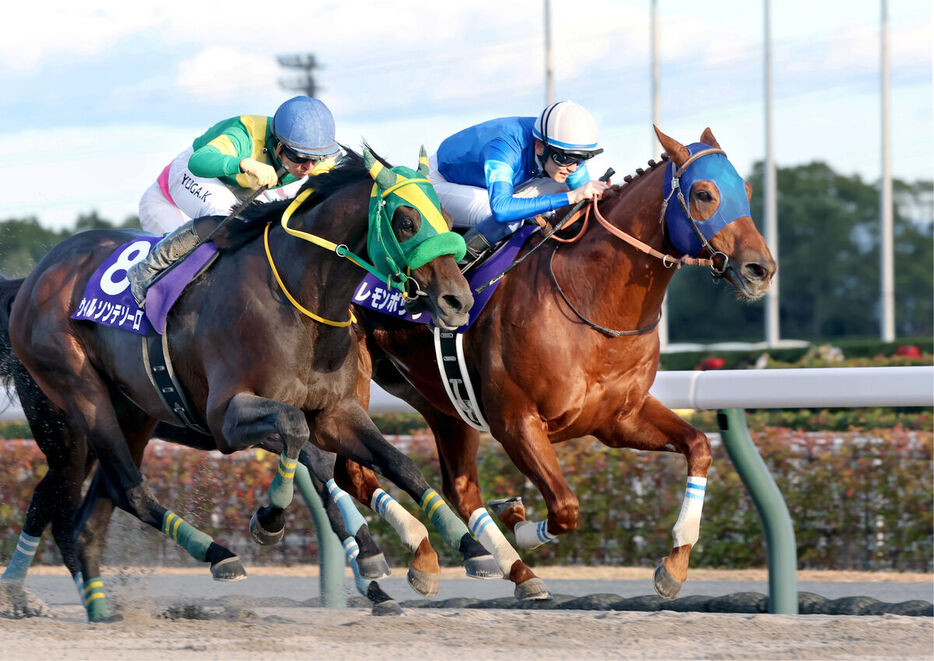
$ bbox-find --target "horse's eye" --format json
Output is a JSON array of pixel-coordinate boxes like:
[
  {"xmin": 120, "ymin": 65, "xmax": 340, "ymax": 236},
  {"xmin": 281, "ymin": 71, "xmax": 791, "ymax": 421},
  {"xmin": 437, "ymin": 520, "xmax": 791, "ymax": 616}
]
[
  {"xmin": 401, "ymin": 218, "xmax": 415, "ymax": 232},
  {"xmin": 696, "ymin": 190, "xmax": 713, "ymax": 202}
]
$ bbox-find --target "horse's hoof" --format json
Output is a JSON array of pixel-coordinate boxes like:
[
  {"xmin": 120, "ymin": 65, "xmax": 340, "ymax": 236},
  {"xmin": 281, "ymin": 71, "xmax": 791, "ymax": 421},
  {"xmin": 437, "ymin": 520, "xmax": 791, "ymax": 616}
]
[
  {"xmin": 371, "ymin": 599, "xmax": 404, "ymax": 616},
  {"xmin": 487, "ymin": 496, "xmax": 524, "ymax": 517},
  {"xmin": 211, "ymin": 556, "xmax": 247, "ymax": 582},
  {"xmin": 464, "ymin": 553, "xmax": 502, "ymax": 579},
  {"xmin": 407, "ymin": 566, "xmax": 440, "ymax": 597},
  {"xmin": 249, "ymin": 511, "xmax": 284, "ymax": 546},
  {"xmin": 89, "ymin": 613, "xmax": 124, "ymax": 624},
  {"xmin": 514, "ymin": 577, "xmax": 552, "ymax": 601},
  {"xmin": 356, "ymin": 553, "xmax": 391, "ymax": 580},
  {"xmin": 653, "ymin": 560, "xmax": 683, "ymax": 600}
]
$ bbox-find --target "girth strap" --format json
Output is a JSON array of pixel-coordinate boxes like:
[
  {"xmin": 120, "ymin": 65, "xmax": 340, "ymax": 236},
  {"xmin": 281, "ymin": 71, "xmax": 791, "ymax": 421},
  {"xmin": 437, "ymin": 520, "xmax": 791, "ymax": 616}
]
[{"xmin": 141, "ymin": 331, "xmax": 210, "ymax": 435}]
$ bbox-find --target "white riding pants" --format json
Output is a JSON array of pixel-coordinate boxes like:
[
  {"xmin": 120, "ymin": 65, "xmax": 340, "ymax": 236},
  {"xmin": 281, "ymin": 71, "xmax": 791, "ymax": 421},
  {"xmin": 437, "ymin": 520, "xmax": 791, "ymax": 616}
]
[
  {"xmin": 138, "ymin": 146, "xmax": 306, "ymax": 235},
  {"xmin": 427, "ymin": 153, "xmax": 567, "ymax": 230}
]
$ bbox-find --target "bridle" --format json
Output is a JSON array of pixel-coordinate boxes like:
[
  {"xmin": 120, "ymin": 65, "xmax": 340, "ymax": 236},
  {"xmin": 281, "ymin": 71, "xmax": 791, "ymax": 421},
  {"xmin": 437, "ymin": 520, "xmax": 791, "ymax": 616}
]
[
  {"xmin": 658, "ymin": 147, "xmax": 730, "ymax": 277},
  {"xmin": 548, "ymin": 148, "xmax": 734, "ymax": 337}
]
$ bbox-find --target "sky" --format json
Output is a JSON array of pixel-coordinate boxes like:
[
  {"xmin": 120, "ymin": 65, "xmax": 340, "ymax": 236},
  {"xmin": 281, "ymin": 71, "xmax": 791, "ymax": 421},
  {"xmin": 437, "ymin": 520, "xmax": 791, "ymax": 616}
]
[{"xmin": 0, "ymin": 0, "xmax": 930, "ymax": 232}]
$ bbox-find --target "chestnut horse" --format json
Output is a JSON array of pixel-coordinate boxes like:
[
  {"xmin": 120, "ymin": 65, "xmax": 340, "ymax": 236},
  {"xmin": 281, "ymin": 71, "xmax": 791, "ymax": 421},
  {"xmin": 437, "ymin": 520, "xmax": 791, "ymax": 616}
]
[
  {"xmin": 2, "ymin": 147, "xmax": 507, "ymax": 621},
  {"xmin": 349, "ymin": 127, "xmax": 777, "ymax": 599}
]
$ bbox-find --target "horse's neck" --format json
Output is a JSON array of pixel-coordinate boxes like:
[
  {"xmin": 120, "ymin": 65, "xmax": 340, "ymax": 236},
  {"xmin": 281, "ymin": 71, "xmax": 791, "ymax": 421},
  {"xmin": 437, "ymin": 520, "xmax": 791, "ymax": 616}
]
[
  {"xmin": 552, "ymin": 166, "xmax": 675, "ymax": 323},
  {"xmin": 272, "ymin": 181, "xmax": 371, "ymax": 321}
]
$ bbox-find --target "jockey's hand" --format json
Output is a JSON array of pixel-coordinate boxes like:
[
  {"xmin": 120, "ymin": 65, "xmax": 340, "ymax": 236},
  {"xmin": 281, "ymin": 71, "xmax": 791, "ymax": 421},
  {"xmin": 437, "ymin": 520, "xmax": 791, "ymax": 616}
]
[
  {"xmin": 239, "ymin": 158, "xmax": 279, "ymax": 188},
  {"xmin": 567, "ymin": 179, "xmax": 610, "ymax": 205}
]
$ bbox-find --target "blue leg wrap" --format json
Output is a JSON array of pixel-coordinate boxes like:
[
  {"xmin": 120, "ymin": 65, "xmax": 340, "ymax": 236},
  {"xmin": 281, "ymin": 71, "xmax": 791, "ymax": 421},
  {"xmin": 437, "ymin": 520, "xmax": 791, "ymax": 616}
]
[
  {"xmin": 1, "ymin": 531, "xmax": 41, "ymax": 581},
  {"xmin": 342, "ymin": 536, "xmax": 370, "ymax": 596},
  {"xmin": 326, "ymin": 479, "xmax": 367, "ymax": 536}
]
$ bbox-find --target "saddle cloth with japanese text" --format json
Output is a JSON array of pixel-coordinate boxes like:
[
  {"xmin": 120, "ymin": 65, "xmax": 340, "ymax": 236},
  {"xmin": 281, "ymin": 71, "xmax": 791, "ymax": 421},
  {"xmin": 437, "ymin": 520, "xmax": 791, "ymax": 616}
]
[{"xmin": 71, "ymin": 236, "xmax": 217, "ymax": 335}]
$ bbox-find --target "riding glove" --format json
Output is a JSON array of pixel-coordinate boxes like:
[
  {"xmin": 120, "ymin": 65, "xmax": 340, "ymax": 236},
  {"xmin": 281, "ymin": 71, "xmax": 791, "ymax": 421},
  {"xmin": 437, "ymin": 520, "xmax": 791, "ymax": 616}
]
[{"xmin": 239, "ymin": 158, "xmax": 279, "ymax": 188}]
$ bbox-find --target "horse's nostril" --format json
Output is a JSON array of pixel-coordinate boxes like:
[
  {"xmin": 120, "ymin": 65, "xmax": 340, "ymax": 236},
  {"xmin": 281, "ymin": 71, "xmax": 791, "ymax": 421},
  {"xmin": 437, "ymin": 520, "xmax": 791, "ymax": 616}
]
[
  {"xmin": 744, "ymin": 262, "xmax": 767, "ymax": 281},
  {"xmin": 442, "ymin": 294, "xmax": 464, "ymax": 313}
]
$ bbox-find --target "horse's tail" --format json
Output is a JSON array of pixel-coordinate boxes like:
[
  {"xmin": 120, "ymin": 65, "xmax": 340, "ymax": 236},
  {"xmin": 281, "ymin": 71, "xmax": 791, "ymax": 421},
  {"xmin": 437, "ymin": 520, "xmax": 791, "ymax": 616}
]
[{"xmin": 0, "ymin": 275, "xmax": 27, "ymax": 392}]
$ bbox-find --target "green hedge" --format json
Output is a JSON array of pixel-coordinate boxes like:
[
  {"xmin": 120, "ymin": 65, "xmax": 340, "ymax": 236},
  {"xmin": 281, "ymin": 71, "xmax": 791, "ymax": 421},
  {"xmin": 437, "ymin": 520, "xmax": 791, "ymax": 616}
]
[
  {"xmin": 1, "ymin": 426, "xmax": 930, "ymax": 572},
  {"xmin": 658, "ymin": 339, "xmax": 933, "ymax": 371}
]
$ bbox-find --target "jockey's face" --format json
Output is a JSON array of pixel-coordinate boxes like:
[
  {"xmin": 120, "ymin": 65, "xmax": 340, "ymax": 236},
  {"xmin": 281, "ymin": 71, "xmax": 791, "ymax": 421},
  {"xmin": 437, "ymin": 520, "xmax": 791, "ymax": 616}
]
[
  {"xmin": 535, "ymin": 140, "xmax": 579, "ymax": 184},
  {"xmin": 276, "ymin": 144, "xmax": 322, "ymax": 178}
]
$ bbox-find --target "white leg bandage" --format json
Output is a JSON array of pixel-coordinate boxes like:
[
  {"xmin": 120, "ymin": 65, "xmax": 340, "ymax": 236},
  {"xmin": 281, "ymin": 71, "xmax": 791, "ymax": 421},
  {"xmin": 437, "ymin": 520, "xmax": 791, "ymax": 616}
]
[
  {"xmin": 468, "ymin": 508, "xmax": 521, "ymax": 575},
  {"xmin": 370, "ymin": 488, "xmax": 429, "ymax": 553},
  {"xmin": 514, "ymin": 519, "xmax": 558, "ymax": 550},
  {"xmin": 672, "ymin": 476, "xmax": 707, "ymax": 547}
]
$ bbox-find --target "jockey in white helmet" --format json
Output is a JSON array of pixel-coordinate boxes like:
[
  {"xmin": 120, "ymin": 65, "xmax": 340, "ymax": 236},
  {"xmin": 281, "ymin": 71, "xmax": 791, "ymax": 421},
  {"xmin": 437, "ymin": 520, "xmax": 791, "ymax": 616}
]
[
  {"xmin": 428, "ymin": 100, "xmax": 609, "ymax": 263},
  {"xmin": 129, "ymin": 96, "xmax": 340, "ymax": 306}
]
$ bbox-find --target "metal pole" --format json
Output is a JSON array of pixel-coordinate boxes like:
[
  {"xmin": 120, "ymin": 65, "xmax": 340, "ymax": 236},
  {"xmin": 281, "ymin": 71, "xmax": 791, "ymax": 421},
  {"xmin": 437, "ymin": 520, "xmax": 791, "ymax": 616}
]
[
  {"xmin": 763, "ymin": 0, "xmax": 780, "ymax": 347},
  {"xmin": 880, "ymin": 0, "xmax": 895, "ymax": 341},
  {"xmin": 718, "ymin": 408, "xmax": 798, "ymax": 614},
  {"xmin": 651, "ymin": 0, "xmax": 669, "ymax": 351},
  {"xmin": 294, "ymin": 464, "xmax": 346, "ymax": 608},
  {"xmin": 544, "ymin": 0, "xmax": 554, "ymax": 105}
]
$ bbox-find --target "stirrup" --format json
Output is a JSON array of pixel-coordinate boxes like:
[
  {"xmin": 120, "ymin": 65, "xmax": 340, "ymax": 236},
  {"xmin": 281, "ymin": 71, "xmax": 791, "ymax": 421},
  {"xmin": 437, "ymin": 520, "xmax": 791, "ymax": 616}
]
[{"xmin": 459, "ymin": 229, "xmax": 493, "ymax": 268}]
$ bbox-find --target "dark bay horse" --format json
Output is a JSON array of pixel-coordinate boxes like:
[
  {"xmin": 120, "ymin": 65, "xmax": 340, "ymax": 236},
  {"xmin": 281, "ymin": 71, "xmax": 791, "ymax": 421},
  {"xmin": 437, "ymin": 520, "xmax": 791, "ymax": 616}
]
[
  {"xmin": 2, "ymin": 147, "xmax": 503, "ymax": 620},
  {"xmin": 349, "ymin": 128, "xmax": 777, "ymax": 599}
]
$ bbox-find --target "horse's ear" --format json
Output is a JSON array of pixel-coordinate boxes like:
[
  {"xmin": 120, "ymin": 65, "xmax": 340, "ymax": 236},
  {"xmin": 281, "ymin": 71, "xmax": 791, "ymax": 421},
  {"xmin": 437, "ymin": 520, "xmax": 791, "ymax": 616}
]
[
  {"xmin": 417, "ymin": 145, "xmax": 430, "ymax": 177},
  {"xmin": 700, "ymin": 127, "xmax": 721, "ymax": 149},
  {"xmin": 363, "ymin": 146, "xmax": 398, "ymax": 189},
  {"xmin": 654, "ymin": 125, "xmax": 689, "ymax": 167}
]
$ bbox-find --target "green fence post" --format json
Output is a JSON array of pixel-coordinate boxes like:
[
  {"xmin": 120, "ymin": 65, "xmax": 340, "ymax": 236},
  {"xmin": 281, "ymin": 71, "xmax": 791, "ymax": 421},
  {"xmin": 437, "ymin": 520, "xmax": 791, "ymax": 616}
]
[
  {"xmin": 717, "ymin": 408, "xmax": 798, "ymax": 614},
  {"xmin": 295, "ymin": 466, "xmax": 346, "ymax": 608}
]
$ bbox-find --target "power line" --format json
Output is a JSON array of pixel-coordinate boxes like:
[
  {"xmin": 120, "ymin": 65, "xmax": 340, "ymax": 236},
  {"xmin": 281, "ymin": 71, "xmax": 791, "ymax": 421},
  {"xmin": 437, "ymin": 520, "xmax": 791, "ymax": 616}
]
[{"xmin": 277, "ymin": 53, "xmax": 320, "ymax": 98}]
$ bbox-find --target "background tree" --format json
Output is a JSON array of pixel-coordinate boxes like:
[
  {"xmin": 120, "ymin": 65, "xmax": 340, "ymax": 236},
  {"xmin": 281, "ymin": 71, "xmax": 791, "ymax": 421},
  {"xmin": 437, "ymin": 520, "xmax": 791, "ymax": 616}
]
[{"xmin": 666, "ymin": 162, "xmax": 933, "ymax": 342}]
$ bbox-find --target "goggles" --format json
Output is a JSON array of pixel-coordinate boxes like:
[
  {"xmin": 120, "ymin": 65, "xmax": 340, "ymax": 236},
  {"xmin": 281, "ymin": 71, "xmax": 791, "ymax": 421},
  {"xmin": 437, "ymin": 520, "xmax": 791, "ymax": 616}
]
[
  {"xmin": 547, "ymin": 146, "xmax": 602, "ymax": 167},
  {"xmin": 279, "ymin": 143, "xmax": 323, "ymax": 165}
]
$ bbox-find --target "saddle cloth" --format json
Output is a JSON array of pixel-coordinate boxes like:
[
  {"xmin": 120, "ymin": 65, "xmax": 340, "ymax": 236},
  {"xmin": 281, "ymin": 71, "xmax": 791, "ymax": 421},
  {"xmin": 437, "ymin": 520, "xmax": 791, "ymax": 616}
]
[
  {"xmin": 352, "ymin": 225, "xmax": 538, "ymax": 331},
  {"xmin": 71, "ymin": 236, "xmax": 217, "ymax": 335}
]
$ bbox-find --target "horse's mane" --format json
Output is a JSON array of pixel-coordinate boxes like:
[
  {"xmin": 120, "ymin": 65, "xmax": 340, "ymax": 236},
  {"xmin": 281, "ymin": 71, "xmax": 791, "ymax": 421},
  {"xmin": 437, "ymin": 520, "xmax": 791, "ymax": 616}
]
[
  {"xmin": 602, "ymin": 153, "xmax": 670, "ymax": 202},
  {"xmin": 212, "ymin": 145, "xmax": 389, "ymax": 250}
]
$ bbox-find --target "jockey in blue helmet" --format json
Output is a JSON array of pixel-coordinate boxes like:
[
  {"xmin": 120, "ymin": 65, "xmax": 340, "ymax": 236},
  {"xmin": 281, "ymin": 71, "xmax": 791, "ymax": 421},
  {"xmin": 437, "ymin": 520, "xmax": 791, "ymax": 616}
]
[
  {"xmin": 129, "ymin": 96, "xmax": 340, "ymax": 306},
  {"xmin": 428, "ymin": 100, "xmax": 609, "ymax": 264}
]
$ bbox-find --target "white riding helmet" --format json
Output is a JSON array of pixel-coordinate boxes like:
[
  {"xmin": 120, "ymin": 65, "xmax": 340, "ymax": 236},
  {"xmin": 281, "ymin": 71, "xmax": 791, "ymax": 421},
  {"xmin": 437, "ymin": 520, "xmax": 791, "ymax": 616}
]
[{"xmin": 532, "ymin": 101, "xmax": 603, "ymax": 159}]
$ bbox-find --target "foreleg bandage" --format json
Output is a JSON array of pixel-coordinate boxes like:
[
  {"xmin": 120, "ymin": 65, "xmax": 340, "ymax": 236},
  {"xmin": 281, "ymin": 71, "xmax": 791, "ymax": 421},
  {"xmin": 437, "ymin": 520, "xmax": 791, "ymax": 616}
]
[
  {"xmin": 514, "ymin": 519, "xmax": 558, "ymax": 550},
  {"xmin": 468, "ymin": 508, "xmax": 521, "ymax": 575},
  {"xmin": 672, "ymin": 477, "xmax": 707, "ymax": 547},
  {"xmin": 1, "ymin": 531, "xmax": 40, "ymax": 581},
  {"xmin": 326, "ymin": 478, "xmax": 367, "ymax": 536},
  {"xmin": 370, "ymin": 488, "xmax": 429, "ymax": 552}
]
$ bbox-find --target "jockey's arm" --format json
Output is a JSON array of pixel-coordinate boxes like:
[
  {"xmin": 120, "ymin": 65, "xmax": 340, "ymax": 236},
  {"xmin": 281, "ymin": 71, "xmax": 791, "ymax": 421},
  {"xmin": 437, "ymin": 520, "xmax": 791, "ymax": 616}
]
[
  {"xmin": 188, "ymin": 125, "xmax": 254, "ymax": 179},
  {"xmin": 482, "ymin": 139, "xmax": 571, "ymax": 224}
]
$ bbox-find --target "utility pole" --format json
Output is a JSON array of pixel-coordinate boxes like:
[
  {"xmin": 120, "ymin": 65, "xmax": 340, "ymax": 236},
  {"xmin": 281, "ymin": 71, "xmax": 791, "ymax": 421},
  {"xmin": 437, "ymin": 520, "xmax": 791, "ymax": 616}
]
[
  {"xmin": 544, "ymin": 0, "xmax": 554, "ymax": 105},
  {"xmin": 763, "ymin": 0, "xmax": 780, "ymax": 347},
  {"xmin": 879, "ymin": 0, "xmax": 895, "ymax": 341},
  {"xmin": 277, "ymin": 53, "xmax": 321, "ymax": 97},
  {"xmin": 651, "ymin": 0, "xmax": 668, "ymax": 350}
]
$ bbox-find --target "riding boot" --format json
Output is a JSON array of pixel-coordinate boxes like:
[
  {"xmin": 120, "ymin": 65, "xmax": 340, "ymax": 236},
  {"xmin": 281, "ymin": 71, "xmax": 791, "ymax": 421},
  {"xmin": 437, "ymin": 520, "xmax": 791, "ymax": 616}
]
[
  {"xmin": 458, "ymin": 228, "xmax": 493, "ymax": 268},
  {"xmin": 127, "ymin": 222, "xmax": 201, "ymax": 307}
]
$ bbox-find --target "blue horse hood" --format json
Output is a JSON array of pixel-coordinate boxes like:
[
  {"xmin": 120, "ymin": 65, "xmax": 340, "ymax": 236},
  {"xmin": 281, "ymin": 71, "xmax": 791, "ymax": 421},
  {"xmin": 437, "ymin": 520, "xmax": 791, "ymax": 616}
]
[{"xmin": 663, "ymin": 142, "xmax": 751, "ymax": 257}]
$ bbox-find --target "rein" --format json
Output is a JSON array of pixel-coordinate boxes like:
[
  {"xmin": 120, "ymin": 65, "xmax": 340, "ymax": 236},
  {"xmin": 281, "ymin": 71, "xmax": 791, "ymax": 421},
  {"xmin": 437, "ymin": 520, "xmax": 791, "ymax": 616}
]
[
  {"xmin": 548, "ymin": 243, "xmax": 662, "ymax": 337},
  {"xmin": 262, "ymin": 188, "xmax": 368, "ymax": 327},
  {"xmin": 548, "ymin": 148, "xmax": 737, "ymax": 337}
]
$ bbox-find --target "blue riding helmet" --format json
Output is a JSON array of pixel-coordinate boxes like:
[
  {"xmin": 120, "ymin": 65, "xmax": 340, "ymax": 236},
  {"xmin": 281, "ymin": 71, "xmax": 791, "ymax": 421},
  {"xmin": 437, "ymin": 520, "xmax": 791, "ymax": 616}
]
[
  {"xmin": 271, "ymin": 96, "xmax": 340, "ymax": 157},
  {"xmin": 663, "ymin": 142, "xmax": 751, "ymax": 257}
]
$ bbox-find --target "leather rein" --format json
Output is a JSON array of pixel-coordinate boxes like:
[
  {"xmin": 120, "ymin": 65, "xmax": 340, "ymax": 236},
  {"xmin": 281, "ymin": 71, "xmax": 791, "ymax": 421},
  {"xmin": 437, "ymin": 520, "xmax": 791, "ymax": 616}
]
[{"xmin": 546, "ymin": 148, "xmax": 727, "ymax": 338}]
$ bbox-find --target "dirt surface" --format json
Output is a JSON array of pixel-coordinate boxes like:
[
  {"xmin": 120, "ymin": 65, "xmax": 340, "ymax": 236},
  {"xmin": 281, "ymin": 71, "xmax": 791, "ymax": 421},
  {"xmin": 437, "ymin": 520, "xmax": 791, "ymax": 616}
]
[
  {"xmin": 21, "ymin": 564, "xmax": 934, "ymax": 583},
  {"xmin": 2, "ymin": 567, "xmax": 932, "ymax": 660}
]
